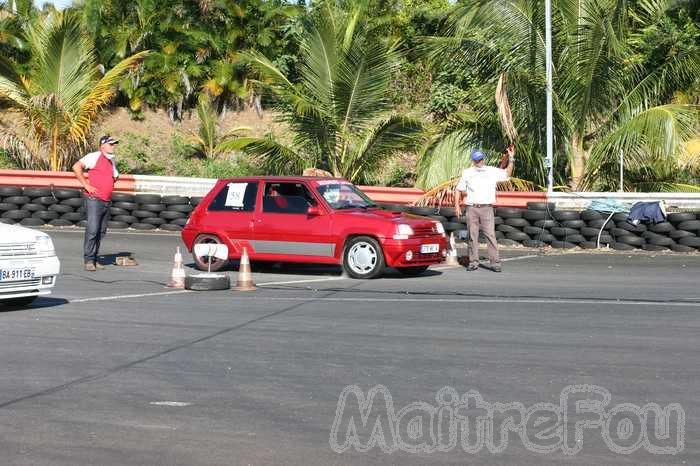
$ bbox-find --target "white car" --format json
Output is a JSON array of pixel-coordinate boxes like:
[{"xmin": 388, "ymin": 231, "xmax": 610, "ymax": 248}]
[{"xmin": 0, "ymin": 223, "xmax": 60, "ymax": 307}]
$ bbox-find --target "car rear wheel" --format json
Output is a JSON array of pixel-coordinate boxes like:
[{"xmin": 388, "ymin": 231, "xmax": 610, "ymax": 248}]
[
  {"xmin": 2, "ymin": 296, "xmax": 37, "ymax": 307},
  {"xmin": 397, "ymin": 266, "xmax": 429, "ymax": 277},
  {"xmin": 343, "ymin": 236, "xmax": 385, "ymax": 279},
  {"xmin": 193, "ymin": 234, "xmax": 228, "ymax": 272}
]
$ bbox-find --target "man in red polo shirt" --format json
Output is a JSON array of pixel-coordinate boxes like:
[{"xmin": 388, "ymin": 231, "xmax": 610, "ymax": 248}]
[{"xmin": 72, "ymin": 135, "xmax": 120, "ymax": 271}]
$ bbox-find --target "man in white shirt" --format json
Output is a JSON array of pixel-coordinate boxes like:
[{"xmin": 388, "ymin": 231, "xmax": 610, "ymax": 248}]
[{"xmin": 455, "ymin": 146, "xmax": 515, "ymax": 272}]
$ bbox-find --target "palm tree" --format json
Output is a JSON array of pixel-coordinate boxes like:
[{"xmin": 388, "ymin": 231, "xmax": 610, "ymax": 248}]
[
  {"xmin": 187, "ymin": 98, "xmax": 249, "ymax": 159},
  {"xmin": 424, "ymin": 0, "xmax": 699, "ymax": 191},
  {"xmin": 0, "ymin": 11, "xmax": 148, "ymax": 170},
  {"xmin": 237, "ymin": 2, "xmax": 424, "ymax": 183}
]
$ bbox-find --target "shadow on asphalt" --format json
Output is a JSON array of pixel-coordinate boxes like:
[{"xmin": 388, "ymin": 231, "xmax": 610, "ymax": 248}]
[{"xmin": 0, "ymin": 297, "xmax": 69, "ymax": 313}]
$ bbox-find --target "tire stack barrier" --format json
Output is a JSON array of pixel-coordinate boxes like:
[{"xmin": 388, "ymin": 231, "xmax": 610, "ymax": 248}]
[
  {"xmin": 0, "ymin": 186, "xmax": 198, "ymax": 233},
  {"xmin": 376, "ymin": 202, "xmax": 700, "ymax": 253}
]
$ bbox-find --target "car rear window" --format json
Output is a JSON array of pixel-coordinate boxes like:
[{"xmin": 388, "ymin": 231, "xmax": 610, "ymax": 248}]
[{"xmin": 208, "ymin": 182, "xmax": 258, "ymax": 212}]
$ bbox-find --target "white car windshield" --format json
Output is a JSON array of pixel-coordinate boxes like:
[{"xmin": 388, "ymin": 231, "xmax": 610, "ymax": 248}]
[{"xmin": 316, "ymin": 183, "xmax": 376, "ymax": 210}]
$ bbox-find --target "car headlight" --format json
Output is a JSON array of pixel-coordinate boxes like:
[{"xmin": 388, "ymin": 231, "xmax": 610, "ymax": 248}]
[
  {"xmin": 393, "ymin": 224, "xmax": 414, "ymax": 240},
  {"xmin": 434, "ymin": 222, "xmax": 445, "ymax": 235},
  {"xmin": 36, "ymin": 235, "xmax": 55, "ymax": 256}
]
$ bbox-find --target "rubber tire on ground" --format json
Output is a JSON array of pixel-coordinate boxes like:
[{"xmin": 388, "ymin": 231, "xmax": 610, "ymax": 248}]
[
  {"xmin": 131, "ymin": 223, "xmax": 156, "ymax": 230},
  {"xmin": 494, "ymin": 230, "xmax": 505, "ymax": 240},
  {"xmin": 429, "ymin": 215, "xmax": 448, "ymax": 223},
  {"xmin": 678, "ymin": 236, "xmax": 700, "ymax": 248},
  {"xmin": 497, "ymin": 224, "xmax": 519, "ymax": 234},
  {"xmin": 52, "ymin": 188, "xmax": 81, "ymax": 199},
  {"xmin": 170, "ymin": 218, "xmax": 189, "ymax": 226},
  {"xmin": 524, "ymin": 226, "xmax": 546, "ymax": 236},
  {"xmin": 111, "ymin": 192, "xmax": 135, "ymax": 202},
  {"xmin": 669, "ymin": 230, "xmax": 695, "ymax": 240},
  {"xmin": 160, "ymin": 210, "xmax": 187, "ymax": 220},
  {"xmin": 20, "ymin": 217, "xmax": 45, "ymax": 226},
  {"xmin": 506, "ymin": 231, "xmax": 530, "ymax": 242},
  {"xmin": 581, "ymin": 210, "xmax": 603, "ymax": 221},
  {"xmin": 140, "ymin": 203, "xmax": 166, "ymax": 213},
  {"xmin": 522, "ymin": 210, "xmax": 553, "ymax": 221},
  {"xmin": 435, "ymin": 207, "xmax": 457, "ymax": 217},
  {"xmin": 563, "ymin": 234, "xmax": 585, "ymax": 244},
  {"xmin": 134, "ymin": 194, "xmax": 162, "ymax": 204},
  {"xmin": 143, "ymin": 217, "xmax": 166, "ymax": 226},
  {"xmin": 0, "ymin": 186, "xmax": 23, "ymax": 197},
  {"xmin": 61, "ymin": 212, "xmax": 84, "ymax": 222},
  {"xmin": 2, "ymin": 210, "xmax": 30, "ymax": 220},
  {"xmin": 168, "ymin": 204, "xmax": 194, "ymax": 213},
  {"xmin": 616, "ymin": 235, "xmax": 645, "ymax": 246},
  {"xmin": 132, "ymin": 210, "xmax": 154, "ymax": 218},
  {"xmin": 670, "ymin": 244, "xmax": 695, "ymax": 253},
  {"xmin": 526, "ymin": 202, "xmax": 555, "ymax": 211},
  {"xmin": 107, "ymin": 221, "xmax": 129, "ymax": 229},
  {"xmin": 185, "ymin": 274, "xmax": 231, "ymax": 291},
  {"xmin": 189, "ymin": 196, "xmax": 204, "ymax": 206},
  {"xmin": 667, "ymin": 212, "xmax": 696, "ymax": 223},
  {"xmin": 534, "ymin": 219, "xmax": 559, "ymax": 229},
  {"xmin": 113, "ymin": 201, "xmax": 137, "ymax": 211},
  {"xmin": 581, "ymin": 226, "xmax": 605, "ymax": 237},
  {"xmin": 522, "ymin": 239, "xmax": 546, "ymax": 248},
  {"xmin": 587, "ymin": 219, "xmax": 613, "ymax": 230},
  {"xmin": 642, "ymin": 231, "xmax": 662, "ymax": 241},
  {"xmin": 612, "ymin": 213, "xmax": 629, "ymax": 223},
  {"xmin": 4, "ymin": 196, "xmax": 30, "ymax": 205},
  {"xmin": 579, "ymin": 241, "xmax": 600, "ymax": 249},
  {"xmin": 379, "ymin": 204, "xmax": 409, "ymax": 212},
  {"xmin": 649, "ymin": 222, "xmax": 674, "ymax": 233},
  {"xmin": 443, "ymin": 222, "xmax": 463, "ymax": 232},
  {"xmin": 495, "ymin": 207, "xmax": 522, "ymax": 219},
  {"xmin": 534, "ymin": 233, "xmax": 555, "ymax": 243},
  {"xmin": 22, "ymin": 203, "xmax": 44, "ymax": 212},
  {"xmin": 192, "ymin": 234, "xmax": 228, "ymax": 271},
  {"xmin": 647, "ymin": 236, "xmax": 674, "ymax": 246},
  {"xmin": 23, "ymin": 187, "xmax": 51, "ymax": 198},
  {"xmin": 677, "ymin": 220, "xmax": 700, "ymax": 231},
  {"xmin": 49, "ymin": 204, "xmax": 73, "ymax": 214},
  {"xmin": 642, "ymin": 244, "xmax": 668, "ymax": 252},
  {"xmin": 34, "ymin": 196, "xmax": 57, "ymax": 206},
  {"xmin": 32, "ymin": 210, "xmax": 59, "ymax": 220},
  {"xmin": 48, "ymin": 219, "xmax": 73, "ymax": 227},
  {"xmin": 409, "ymin": 206, "xmax": 437, "ymax": 216},
  {"xmin": 493, "ymin": 216, "xmax": 504, "ymax": 225},
  {"xmin": 162, "ymin": 195, "xmax": 189, "ymax": 205},
  {"xmin": 609, "ymin": 228, "xmax": 630, "ymax": 238},
  {"xmin": 112, "ymin": 215, "xmax": 137, "ymax": 224},
  {"xmin": 497, "ymin": 238, "xmax": 518, "ymax": 247},
  {"xmin": 561, "ymin": 219, "xmax": 585, "ymax": 229},
  {"xmin": 110, "ymin": 207, "xmax": 129, "ymax": 216},
  {"xmin": 76, "ymin": 220, "xmax": 87, "ymax": 228},
  {"xmin": 0, "ymin": 218, "xmax": 15, "ymax": 224},
  {"xmin": 612, "ymin": 242, "xmax": 636, "ymax": 251},
  {"xmin": 397, "ymin": 266, "xmax": 429, "ymax": 277},
  {"xmin": 615, "ymin": 221, "xmax": 646, "ymax": 233},
  {"xmin": 504, "ymin": 217, "xmax": 530, "ymax": 228},
  {"xmin": 550, "ymin": 227, "xmax": 579, "ymax": 237},
  {"xmin": 0, "ymin": 203, "xmax": 19, "ymax": 212},
  {"xmin": 160, "ymin": 223, "xmax": 183, "ymax": 232},
  {"xmin": 551, "ymin": 240, "xmax": 577, "ymax": 249},
  {"xmin": 343, "ymin": 236, "xmax": 385, "ymax": 279},
  {"xmin": 552, "ymin": 210, "xmax": 580, "ymax": 221},
  {"xmin": 598, "ymin": 234, "xmax": 614, "ymax": 244},
  {"xmin": 0, "ymin": 296, "xmax": 37, "ymax": 307},
  {"xmin": 60, "ymin": 197, "xmax": 84, "ymax": 208}
]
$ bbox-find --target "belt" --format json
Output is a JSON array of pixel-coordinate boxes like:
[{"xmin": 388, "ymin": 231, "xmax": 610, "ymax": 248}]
[{"xmin": 468, "ymin": 204, "xmax": 493, "ymax": 208}]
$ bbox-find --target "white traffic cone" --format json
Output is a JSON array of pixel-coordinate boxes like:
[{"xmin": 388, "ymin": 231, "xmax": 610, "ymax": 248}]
[
  {"xmin": 233, "ymin": 247, "xmax": 256, "ymax": 291},
  {"xmin": 167, "ymin": 246, "xmax": 186, "ymax": 288},
  {"xmin": 445, "ymin": 232, "xmax": 460, "ymax": 266}
]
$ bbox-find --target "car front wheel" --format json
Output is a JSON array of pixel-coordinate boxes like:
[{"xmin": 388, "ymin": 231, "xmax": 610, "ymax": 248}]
[{"xmin": 343, "ymin": 236, "xmax": 385, "ymax": 279}]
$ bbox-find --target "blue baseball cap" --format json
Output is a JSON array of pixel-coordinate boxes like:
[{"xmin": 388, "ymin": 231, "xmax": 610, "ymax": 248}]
[{"xmin": 471, "ymin": 150, "xmax": 485, "ymax": 162}]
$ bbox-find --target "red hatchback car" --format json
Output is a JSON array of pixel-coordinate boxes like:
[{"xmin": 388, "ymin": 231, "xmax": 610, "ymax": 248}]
[{"xmin": 181, "ymin": 177, "xmax": 447, "ymax": 278}]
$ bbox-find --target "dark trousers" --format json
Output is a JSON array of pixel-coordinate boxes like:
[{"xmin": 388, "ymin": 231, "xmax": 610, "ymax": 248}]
[
  {"xmin": 467, "ymin": 205, "xmax": 500, "ymax": 266},
  {"xmin": 83, "ymin": 197, "xmax": 110, "ymax": 264}
]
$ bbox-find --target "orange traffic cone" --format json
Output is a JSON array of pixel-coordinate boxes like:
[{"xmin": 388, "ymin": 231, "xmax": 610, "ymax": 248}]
[
  {"xmin": 233, "ymin": 247, "xmax": 256, "ymax": 291},
  {"xmin": 167, "ymin": 246, "xmax": 186, "ymax": 288}
]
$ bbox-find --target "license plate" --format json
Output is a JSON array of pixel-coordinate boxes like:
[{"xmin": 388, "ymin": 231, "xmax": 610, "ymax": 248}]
[
  {"xmin": 420, "ymin": 244, "xmax": 439, "ymax": 254},
  {"xmin": 0, "ymin": 268, "xmax": 35, "ymax": 282}
]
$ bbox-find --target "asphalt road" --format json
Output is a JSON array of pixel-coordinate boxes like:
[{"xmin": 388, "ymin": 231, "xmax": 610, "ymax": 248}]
[{"xmin": 0, "ymin": 228, "xmax": 698, "ymax": 465}]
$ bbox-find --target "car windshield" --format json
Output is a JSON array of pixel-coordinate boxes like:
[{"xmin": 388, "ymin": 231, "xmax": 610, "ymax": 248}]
[{"xmin": 316, "ymin": 183, "xmax": 377, "ymax": 210}]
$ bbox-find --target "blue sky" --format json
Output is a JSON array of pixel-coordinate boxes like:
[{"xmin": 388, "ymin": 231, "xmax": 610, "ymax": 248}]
[{"xmin": 34, "ymin": 0, "xmax": 72, "ymax": 9}]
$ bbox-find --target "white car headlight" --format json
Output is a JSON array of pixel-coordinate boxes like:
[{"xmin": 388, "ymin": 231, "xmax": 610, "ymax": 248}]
[
  {"xmin": 393, "ymin": 224, "xmax": 414, "ymax": 240},
  {"xmin": 434, "ymin": 222, "xmax": 445, "ymax": 235},
  {"xmin": 36, "ymin": 235, "xmax": 55, "ymax": 256}
]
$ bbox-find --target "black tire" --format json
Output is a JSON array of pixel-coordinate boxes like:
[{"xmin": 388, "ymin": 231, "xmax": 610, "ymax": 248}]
[
  {"xmin": 581, "ymin": 210, "xmax": 603, "ymax": 221},
  {"xmin": 443, "ymin": 222, "xmax": 463, "ymax": 232},
  {"xmin": 160, "ymin": 210, "xmax": 187, "ymax": 220},
  {"xmin": 616, "ymin": 235, "xmax": 645, "ymax": 246},
  {"xmin": 553, "ymin": 210, "xmax": 580, "ymax": 221},
  {"xmin": 524, "ymin": 226, "xmax": 546, "ymax": 236},
  {"xmin": 113, "ymin": 215, "xmax": 138, "ymax": 224},
  {"xmin": 497, "ymin": 224, "xmax": 519, "ymax": 234},
  {"xmin": 20, "ymin": 217, "xmax": 45, "ymax": 227},
  {"xmin": 551, "ymin": 227, "xmax": 579, "ymax": 237},
  {"xmin": 649, "ymin": 222, "xmax": 674, "ymax": 233},
  {"xmin": 495, "ymin": 207, "xmax": 523, "ymax": 218},
  {"xmin": 185, "ymin": 273, "xmax": 231, "ymax": 291},
  {"xmin": 522, "ymin": 239, "xmax": 546, "ymax": 248},
  {"xmin": 190, "ymin": 196, "xmax": 204, "ymax": 206},
  {"xmin": 60, "ymin": 197, "xmax": 84, "ymax": 207},
  {"xmin": 435, "ymin": 207, "xmax": 457, "ymax": 217},
  {"xmin": 609, "ymin": 228, "xmax": 630, "ymax": 238},
  {"xmin": 380, "ymin": 204, "xmax": 410, "ymax": 212},
  {"xmin": 647, "ymin": 236, "xmax": 674, "ymax": 246},
  {"xmin": 132, "ymin": 210, "xmax": 154, "ymax": 219},
  {"xmin": 429, "ymin": 215, "xmax": 448, "ymax": 223},
  {"xmin": 61, "ymin": 212, "xmax": 84, "ymax": 222},
  {"xmin": 587, "ymin": 219, "xmax": 613, "ymax": 230},
  {"xmin": 494, "ymin": 230, "xmax": 505, "ymax": 240},
  {"xmin": 677, "ymin": 220, "xmax": 700, "ymax": 231},
  {"xmin": 52, "ymin": 188, "xmax": 81, "ymax": 199},
  {"xmin": 193, "ymin": 234, "xmax": 229, "ymax": 272},
  {"xmin": 497, "ymin": 238, "xmax": 518, "ymax": 247},
  {"xmin": 504, "ymin": 218, "xmax": 530, "ymax": 228},
  {"xmin": 48, "ymin": 219, "xmax": 73, "ymax": 227},
  {"xmin": 534, "ymin": 233, "xmax": 555, "ymax": 243},
  {"xmin": 493, "ymin": 216, "xmax": 504, "ymax": 226},
  {"xmin": 109, "ymin": 207, "xmax": 129, "ymax": 216},
  {"xmin": 111, "ymin": 192, "xmax": 135, "ymax": 202},
  {"xmin": 162, "ymin": 195, "xmax": 189, "ymax": 205},
  {"xmin": 612, "ymin": 212, "xmax": 629, "ymax": 223},
  {"xmin": 32, "ymin": 210, "xmax": 59, "ymax": 220},
  {"xmin": 107, "ymin": 221, "xmax": 129, "ymax": 229},
  {"xmin": 160, "ymin": 223, "xmax": 183, "ymax": 232},
  {"xmin": 642, "ymin": 244, "xmax": 668, "ymax": 252},
  {"xmin": 143, "ymin": 217, "xmax": 166, "ymax": 226},
  {"xmin": 48, "ymin": 204, "xmax": 73, "ymax": 214},
  {"xmin": 615, "ymin": 221, "xmax": 646, "ymax": 233},
  {"xmin": 667, "ymin": 212, "xmax": 696, "ymax": 223},
  {"xmin": 598, "ymin": 234, "xmax": 614, "ymax": 245},
  {"xmin": 131, "ymin": 223, "xmax": 156, "ymax": 230},
  {"xmin": 669, "ymin": 230, "xmax": 695, "ymax": 240},
  {"xmin": 534, "ymin": 219, "xmax": 559, "ymax": 229},
  {"xmin": 76, "ymin": 220, "xmax": 88, "ymax": 228},
  {"xmin": 526, "ymin": 201, "xmax": 555, "ymax": 211},
  {"xmin": 168, "ymin": 204, "xmax": 193, "ymax": 213},
  {"xmin": 4, "ymin": 196, "xmax": 30, "ymax": 205},
  {"xmin": 34, "ymin": 196, "xmax": 58, "ymax": 206},
  {"xmin": 0, "ymin": 202, "xmax": 19, "ymax": 212},
  {"xmin": 564, "ymin": 234, "xmax": 585, "ymax": 244},
  {"xmin": 113, "ymin": 201, "xmax": 137, "ymax": 211},
  {"xmin": 343, "ymin": 236, "xmax": 385, "ymax": 279},
  {"xmin": 551, "ymin": 240, "xmax": 577, "ymax": 249},
  {"xmin": 23, "ymin": 187, "xmax": 51, "ymax": 197},
  {"xmin": 409, "ymin": 206, "xmax": 437, "ymax": 216},
  {"xmin": 170, "ymin": 218, "xmax": 189, "ymax": 226},
  {"xmin": 670, "ymin": 244, "xmax": 695, "ymax": 253},
  {"xmin": 581, "ymin": 226, "xmax": 605, "ymax": 238},
  {"xmin": 642, "ymin": 231, "xmax": 662, "ymax": 241},
  {"xmin": 21, "ymin": 203, "xmax": 44, "ymax": 212},
  {"xmin": 2, "ymin": 210, "xmax": 30, "ymax": 220},
  {"xmin": 140, "ymin": 203, "xmax": 166, "ymax": 213},
  {"xmin": 397, "ymin": 266, "xmax": 429, "ymax": 276},
  {"xmin": 1, "ymin": 296, "xmax": 37, "ymax": 307},
  {"xmin": 134, "ymin": 194, "xmax": 162, "ymax": 204},
  {"xmin": 561, "ymin": 219, "xmax": 585, "ymax": 229},
  {"xmin": 0, "ymin": 218, "xmax": 15, "ymax": 225},
  {"xmin": 612, "ymin": 242, "xmax": 636, "ymax": 251},
  {"xmin": 0, "ymin": 186, "xmax": 23, "ymax": 197},
  {"xmin": 678, "ymin": 236, "xmax": 700, "ymax": 248},
  {"xmin": 506, "ymin": 231, "xmax": 530, "ymax": 242},
  {"xmin": 523, "ymin": 210, "xmax": 553, "ymax": 221},
  {"xmin": 579, "ymin": 241, "xmax": 600, "ymax": 249}
]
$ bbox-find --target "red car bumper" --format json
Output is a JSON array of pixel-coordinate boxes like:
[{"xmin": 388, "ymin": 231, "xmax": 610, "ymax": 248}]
[{"xmin": 381, "ymin": 236, "xmax": 448, "ymax": 268}]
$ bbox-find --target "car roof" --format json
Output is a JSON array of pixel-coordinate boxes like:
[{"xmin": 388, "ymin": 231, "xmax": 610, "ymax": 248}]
[{"xmin": 219, "ymin": 176, "xmax": 348, "ymax": 183}]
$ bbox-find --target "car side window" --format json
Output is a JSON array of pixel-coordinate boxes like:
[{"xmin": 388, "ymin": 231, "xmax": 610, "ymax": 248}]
[
  {"xmin": 208, "ymin": 182, "xmax": 258, "ymax": 212},
  {"xmin": 263, "ymin": 182, "xmax": 316, "ymax": 214}
]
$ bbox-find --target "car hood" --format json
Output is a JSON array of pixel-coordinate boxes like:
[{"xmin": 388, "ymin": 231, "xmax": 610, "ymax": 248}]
[
  {"xmin": 337, "ymin": 208, "xmax": 436, "ymax": 226},
  {"xmin": 0, "ymin": 223, "xmax": 47, "ymax": 243}
]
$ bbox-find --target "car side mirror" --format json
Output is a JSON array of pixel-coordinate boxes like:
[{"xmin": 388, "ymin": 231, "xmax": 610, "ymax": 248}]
[{"xmin": 307, "ymin": 206, "xmax": 321, "ymax": 216}]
